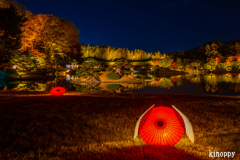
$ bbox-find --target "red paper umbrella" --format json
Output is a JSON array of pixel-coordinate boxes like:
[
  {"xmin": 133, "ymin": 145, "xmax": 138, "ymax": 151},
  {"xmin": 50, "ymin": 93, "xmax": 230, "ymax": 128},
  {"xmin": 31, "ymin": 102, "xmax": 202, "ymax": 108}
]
[
  {"xmin": 134, "ymin": 105, "xmax": 194, "ymax": 146},
  {"xmin": 140, "ymin": 106, "xmax": 184, "ymax": 145},
  {"xmin": 50, "ymin": 87, "xmax": 66, "ymax": 96}
]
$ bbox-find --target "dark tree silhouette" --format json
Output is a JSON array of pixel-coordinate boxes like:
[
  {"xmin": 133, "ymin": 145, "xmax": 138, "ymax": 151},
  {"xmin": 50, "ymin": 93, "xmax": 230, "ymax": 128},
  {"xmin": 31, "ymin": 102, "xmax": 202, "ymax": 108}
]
[{"xmin": 0, "ymin": 5, "xmax": 27, "ymax": 62}]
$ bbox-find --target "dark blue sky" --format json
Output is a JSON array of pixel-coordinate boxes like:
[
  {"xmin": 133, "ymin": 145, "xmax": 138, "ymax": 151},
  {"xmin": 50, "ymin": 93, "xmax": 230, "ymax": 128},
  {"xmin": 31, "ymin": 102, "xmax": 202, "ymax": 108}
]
[{"xmin": 17, "ymin": 0, "xmax": 240, "ymax": 53}]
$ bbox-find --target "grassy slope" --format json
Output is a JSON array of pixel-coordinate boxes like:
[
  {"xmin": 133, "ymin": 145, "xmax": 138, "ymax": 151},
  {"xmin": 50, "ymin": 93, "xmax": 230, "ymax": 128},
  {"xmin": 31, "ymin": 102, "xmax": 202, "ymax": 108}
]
[{"xmin": 0, "ymin": 92, "xmax": 239, "ymax": 159}]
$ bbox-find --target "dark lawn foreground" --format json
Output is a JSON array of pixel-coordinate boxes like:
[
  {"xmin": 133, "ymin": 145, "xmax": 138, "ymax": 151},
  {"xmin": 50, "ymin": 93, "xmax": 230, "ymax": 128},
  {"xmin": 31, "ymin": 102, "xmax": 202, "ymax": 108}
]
[{"xmin": 0, "ymin": 92, "xmax": 239, "ymax": 159}]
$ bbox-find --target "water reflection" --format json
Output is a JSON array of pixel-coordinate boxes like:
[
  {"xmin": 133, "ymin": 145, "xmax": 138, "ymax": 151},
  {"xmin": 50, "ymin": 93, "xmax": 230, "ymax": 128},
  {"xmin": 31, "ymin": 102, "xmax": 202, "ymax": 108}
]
[
  {"xmin": 9, "ymin": 81, "xmax": 56, "ymax": 91},
  {"xmin": 1, "ymin": 73, "xmax": 240, "ymax": 95}
]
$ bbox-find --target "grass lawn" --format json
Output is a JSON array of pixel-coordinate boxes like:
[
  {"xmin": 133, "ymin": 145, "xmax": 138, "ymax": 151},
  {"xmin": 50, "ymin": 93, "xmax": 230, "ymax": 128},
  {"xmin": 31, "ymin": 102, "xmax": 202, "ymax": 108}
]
[{"xmin": 0, "ymin": 92, "xmax": 239, "ymax": 159}]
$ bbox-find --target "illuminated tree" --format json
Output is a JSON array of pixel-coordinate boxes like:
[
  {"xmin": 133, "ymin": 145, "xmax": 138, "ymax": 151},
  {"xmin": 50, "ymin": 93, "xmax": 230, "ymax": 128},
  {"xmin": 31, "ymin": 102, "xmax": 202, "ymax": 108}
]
[
  {"xmin": 106, "ymin": 59, "xmax": 132, "ymax": 74},
  {"xmin": 215, "ymin": 57, "xmax": 221, "ymax": 63},
  {"xmin": 176, "ymin": 58, "xmax": 183, "ymax": 66},
  {"xmin": 204, "ymin": 59, "xmax": 217, "ymax": 71},
  {"xmin": 80, "ymin": 44, "xmax": 160, "ymax": 61},
  {"xmin": 60, "ymin": 18, "xmax": 80, "ymax": 35},
  {"xmin": 204, "ymin": 43, "xmax": 222, "ymax": 62},
  {"xmin": 29, "ymin": 49, "xmax": 52, "ymax": 72},
  {"xmin": 159, "ymin": 58, "xmax": 174, "ymax": 68},
  {"xmin": 75, "ymin": 58, "xmax": 103, "ymax": 78},
  {"xmin": 151, "ymin": 59, "xmax": 160, "ymax": 66},
  {"xmin": 235, "ymin": 53, "xmax": 240, "ymax": 63},
  {"xmin": 170, "ymin": 62, "xmax": 179, "ymax": 69},
  {"xmin": 21, "ymin": 14, "xmax": 79, "ymax": 66},
  {"xmin": 9, "ymin": 51, "xmax": 38, "ymax": 75}
]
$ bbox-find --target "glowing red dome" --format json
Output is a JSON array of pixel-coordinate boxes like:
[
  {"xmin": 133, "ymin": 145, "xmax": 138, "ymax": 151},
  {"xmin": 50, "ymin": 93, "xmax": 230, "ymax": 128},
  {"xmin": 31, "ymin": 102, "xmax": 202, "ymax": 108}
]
[
  {"xmin": 50, "ymin": 87, "xmax": 66, "ymax": 96},
  {"xmin": 139, "ymin": 106, "xmax": 185, "ymax": 146}
]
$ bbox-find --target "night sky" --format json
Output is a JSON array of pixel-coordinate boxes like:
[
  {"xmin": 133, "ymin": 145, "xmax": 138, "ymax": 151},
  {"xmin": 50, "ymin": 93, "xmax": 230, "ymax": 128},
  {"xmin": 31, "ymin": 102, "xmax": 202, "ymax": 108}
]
[{"xmin": 17, "ymin": 0, "xmax": 240, "ymax": 53}]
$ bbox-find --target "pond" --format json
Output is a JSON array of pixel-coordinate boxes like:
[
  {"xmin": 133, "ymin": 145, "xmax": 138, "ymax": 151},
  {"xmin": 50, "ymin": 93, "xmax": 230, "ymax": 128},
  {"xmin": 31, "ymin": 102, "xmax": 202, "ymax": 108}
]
[
  {"xmin": 123, "ymin": 73, "xmax": 240, "ymax": 96},
  {"xmin": 1, "ymin": 73, "xmax": 240, "ymax": 96}
]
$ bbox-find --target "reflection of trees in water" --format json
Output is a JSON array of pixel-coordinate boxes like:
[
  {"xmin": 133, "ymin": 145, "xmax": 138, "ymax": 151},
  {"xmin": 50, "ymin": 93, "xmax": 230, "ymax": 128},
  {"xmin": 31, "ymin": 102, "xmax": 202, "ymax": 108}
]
[
  {"xmin": 204, "ymin": 73, "xmax": 240, "ymax": 84},
  {"xmin": 129, "ymin": 75, "xmax": 186, "ymax": 90},
  {"xmin": 199, "ymin": 73, "xmax": 240, "ymax": 94},
  {"xmin": 204, "ymin": 74, "xmax": 217, "ymax": 85},
  {"xmin": 159, "ymin": 78, "xmax": 174, "ymax": 89},
  {"xmin": 12, "ymin": 79, "xmax": 72, "ymax": 91},
  {"xmin": 177, "ymin": 75, "xmax": 191, "ymax": 85},
  {"xmin": 15, "ymin": 82, "xmax": 54, "ymax": 91},
  {"xmin": 184, "ymin": 74, "xmax": 202, "ymax": 84},
  {"xmin": 73, "ymin": 83, "xmax": 103, "ymax": 92},
  {"xmin": 229, "ymin": 83, "xmax": 240, "ymax": 93},
  {"xmin": 71, "ymin": 73, "xmax": 240, "ymax": 94},
  {"xmin": 204, "ymin": 83, "xmax": 220, "ymax": 94},
  {"xmin": 217, "ymin": 82, "xmax": 240, "ymax": 94},
  {"xmin": 131, "ymin": 77, "xmax": 175, "ymax": 89},
  {"xmin": 71, "ymin": 82, "xmax": 136, "ymax": 93},
  {"xmin": 8, "ymin": 73, "xmax": 240, "ymax": 94},
  {"xmin": 16, "ymin": 84, "xmax": 28, "ymax": 91}
]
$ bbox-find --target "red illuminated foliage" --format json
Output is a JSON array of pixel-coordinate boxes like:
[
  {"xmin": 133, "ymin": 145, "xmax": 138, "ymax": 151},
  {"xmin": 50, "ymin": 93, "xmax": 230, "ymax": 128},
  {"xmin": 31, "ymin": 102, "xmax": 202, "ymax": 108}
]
[
  {"xmin": 151, "ymin": 59, "xmax": 160, "ymax": 66},
  {"xmin": 170, "ymin": 62, "xmax": 179, "ymax": 68},
  {"xmin": 171, "ymin": 77, "xmax": 177, "ymax": 83},
  {"xmin": 235, "ymin": 53, "xmax": 240, "ymax": 62},
  {"xmin": 214, "ymin": 57, "xmax": 221, "ymax": 63},
  {"xmin": 227, "ymin": 56, "xmax": 236, "ymax": 63},
  {"xmin": 20, "ymin": 14, "xmax": 79, "ymax": 57}
]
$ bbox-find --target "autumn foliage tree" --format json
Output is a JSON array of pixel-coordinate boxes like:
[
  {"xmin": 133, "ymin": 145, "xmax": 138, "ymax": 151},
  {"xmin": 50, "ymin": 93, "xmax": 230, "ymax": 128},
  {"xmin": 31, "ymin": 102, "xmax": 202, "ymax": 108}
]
[
  {"xmin": 170, "ymin": 62, "xmax": 179, "ymax": 69},
  {"xmin": 20, "ymin": 14, "xmax": 79, "ymax": 67},
  {"xmin": 60, "ymin": 18, "xmax": 80, "ymax": 35},
  {"xmin": 204, "ymin": 42, "xmax": 222, "ymax": 62}
]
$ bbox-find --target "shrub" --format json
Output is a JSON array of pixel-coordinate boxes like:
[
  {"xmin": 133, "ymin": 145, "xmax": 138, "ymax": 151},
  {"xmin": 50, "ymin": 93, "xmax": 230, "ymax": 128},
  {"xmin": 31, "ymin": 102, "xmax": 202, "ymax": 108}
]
[{"xmin": 106, "ymin": 73, "xmax": 120, "ymax": 80}]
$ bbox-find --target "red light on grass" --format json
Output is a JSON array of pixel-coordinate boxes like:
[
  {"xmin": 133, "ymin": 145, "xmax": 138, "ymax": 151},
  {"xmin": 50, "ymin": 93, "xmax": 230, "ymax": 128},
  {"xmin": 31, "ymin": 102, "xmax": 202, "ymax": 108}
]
[{"xmin": 50, "ymin": 87, "xmax": 66, "ymax": 96}]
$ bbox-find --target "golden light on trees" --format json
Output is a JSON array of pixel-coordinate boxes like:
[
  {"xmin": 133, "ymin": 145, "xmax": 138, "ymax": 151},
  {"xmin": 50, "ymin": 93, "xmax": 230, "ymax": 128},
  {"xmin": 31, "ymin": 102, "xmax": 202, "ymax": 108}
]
[{"xmin": 20, "ymin": 14, "xmax": 79, "ymax": 58}]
